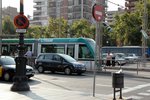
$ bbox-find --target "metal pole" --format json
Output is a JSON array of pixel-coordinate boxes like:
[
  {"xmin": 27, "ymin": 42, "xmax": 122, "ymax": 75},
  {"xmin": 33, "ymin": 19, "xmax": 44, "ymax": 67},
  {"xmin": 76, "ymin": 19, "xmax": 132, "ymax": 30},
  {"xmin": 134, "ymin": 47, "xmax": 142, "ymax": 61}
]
[
  {"xmin": 93, "ymin": 22, "xmax": 98, "ymax": 97},
  {"xmin": 81, "ymin": 0, "xmax": 83, "ymax": 19},
  {"xmin": 11, "ymin": 0, "xmax": 30, "ymax": 91},
  {"xmin": 59, "ymin": 0, "xmax": 61, "ymax": 37},
  {"xmin": 142, "ymin": 0, "xmax": 147, "ymax": 67}
]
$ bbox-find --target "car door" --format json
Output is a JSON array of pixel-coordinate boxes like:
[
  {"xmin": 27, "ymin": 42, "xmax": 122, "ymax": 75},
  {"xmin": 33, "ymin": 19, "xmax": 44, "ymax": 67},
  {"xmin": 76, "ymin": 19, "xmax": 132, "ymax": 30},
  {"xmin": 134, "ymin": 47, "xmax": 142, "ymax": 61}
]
[
  {"xmin": 43, "ymin": 54, "xmax": 53, "ymax": 70},
  {"xmin": 52, "ymin": 55, "xmax": 62, "ymax": 72}
]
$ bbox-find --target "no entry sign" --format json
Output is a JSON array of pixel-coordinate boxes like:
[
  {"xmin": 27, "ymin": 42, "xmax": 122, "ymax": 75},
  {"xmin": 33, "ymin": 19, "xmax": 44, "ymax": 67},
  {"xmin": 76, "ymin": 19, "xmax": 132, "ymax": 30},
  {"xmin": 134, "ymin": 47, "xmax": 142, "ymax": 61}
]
[
  {"xmin": 14, "ymin": 14, "xmax": 29, "ymax": 29},
  {"xmin": 92, "ymin": 4, "xmax": 104, "ymax": 22}
]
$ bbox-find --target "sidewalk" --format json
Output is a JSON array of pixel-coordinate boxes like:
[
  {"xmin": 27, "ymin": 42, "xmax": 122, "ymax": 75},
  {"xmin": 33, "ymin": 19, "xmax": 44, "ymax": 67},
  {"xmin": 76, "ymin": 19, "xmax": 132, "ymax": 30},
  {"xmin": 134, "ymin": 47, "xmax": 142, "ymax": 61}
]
[
  {"xmin": 1, "ymin": 65, "xmax": 149, "ymax": 100},
  {"xmin": 0, "ymin": 77, "xmax": 112, "ymax": 100}
]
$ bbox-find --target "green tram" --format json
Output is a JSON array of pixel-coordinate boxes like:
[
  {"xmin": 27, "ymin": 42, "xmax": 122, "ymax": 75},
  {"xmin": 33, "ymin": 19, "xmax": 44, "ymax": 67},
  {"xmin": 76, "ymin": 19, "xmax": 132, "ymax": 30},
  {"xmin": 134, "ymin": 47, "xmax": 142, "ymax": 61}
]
[{"xmin": 1, "ymin": 38, "xmax": 95, "ymax": 70}]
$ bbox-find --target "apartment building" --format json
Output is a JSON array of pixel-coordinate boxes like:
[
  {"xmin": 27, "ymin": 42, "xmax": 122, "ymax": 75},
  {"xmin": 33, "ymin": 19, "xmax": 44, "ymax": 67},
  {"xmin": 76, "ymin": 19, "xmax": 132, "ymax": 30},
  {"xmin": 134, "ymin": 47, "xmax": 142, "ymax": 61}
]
[
  {"xmin": 106, "ymin": 8, "xmax": 125, "ymax": 25},
  {"xmin": 32, "ymin": 0, "xmax": 107, "ymax": 26},
  {"xmin": 2, "ymin": 6, "xmax": 18, "ymax": 21}
]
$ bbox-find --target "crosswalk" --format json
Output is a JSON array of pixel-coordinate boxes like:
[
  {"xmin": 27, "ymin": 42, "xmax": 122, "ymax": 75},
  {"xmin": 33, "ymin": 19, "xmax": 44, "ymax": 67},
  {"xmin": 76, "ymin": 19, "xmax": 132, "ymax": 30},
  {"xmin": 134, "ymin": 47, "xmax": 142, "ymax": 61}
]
[{"xmin": 124, "ymin": 89, "xmax": 150, "ymax": 100}]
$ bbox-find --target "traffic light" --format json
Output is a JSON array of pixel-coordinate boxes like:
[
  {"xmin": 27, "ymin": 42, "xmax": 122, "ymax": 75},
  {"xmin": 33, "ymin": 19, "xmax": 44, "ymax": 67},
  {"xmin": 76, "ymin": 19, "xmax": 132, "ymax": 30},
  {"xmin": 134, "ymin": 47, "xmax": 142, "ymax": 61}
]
[{"xmin": 102, "ymin": 22, "xmax": 112, "ymax": 32}]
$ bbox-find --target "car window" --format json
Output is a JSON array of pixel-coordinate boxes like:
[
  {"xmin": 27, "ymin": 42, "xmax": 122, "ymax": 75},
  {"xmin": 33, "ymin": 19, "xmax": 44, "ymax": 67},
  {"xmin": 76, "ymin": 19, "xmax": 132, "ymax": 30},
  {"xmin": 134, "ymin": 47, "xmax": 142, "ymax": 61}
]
[
  {"xmin": 38, "ymin": 55, "xmax": 44, "ymax": 60},
  {"xmin": 45, "ymin": 54, "xmax": 52, "ymax": 60},
  {"xmin": 61, "ymin": 54, "xmax": 76, "ymax": 62},
  {"xmin": 52, "ymin": 55, "xmax": 61, "ymax": 62},
  {"xmin": 0, "ymin": 57, "xmax": 15, "ymax": 65}
]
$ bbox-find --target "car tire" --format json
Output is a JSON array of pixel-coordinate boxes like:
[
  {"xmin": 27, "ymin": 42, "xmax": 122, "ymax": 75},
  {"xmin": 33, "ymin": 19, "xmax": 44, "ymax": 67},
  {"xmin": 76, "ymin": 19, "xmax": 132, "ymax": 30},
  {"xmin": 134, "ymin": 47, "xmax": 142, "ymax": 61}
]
[
  {"xmin": 77, "ymin": 73, "xmax": 82, "ymax": 75},
  {"xmin": 38, "ymin": 66, "xmax": 44, "ymax": 73},
  {"xmin": 64, "ymin": 67, "xmax": 71, "ymax": 75},
  {"xmin": 3, "ymin": 72, "xmax": 11, "ymax": 81}
]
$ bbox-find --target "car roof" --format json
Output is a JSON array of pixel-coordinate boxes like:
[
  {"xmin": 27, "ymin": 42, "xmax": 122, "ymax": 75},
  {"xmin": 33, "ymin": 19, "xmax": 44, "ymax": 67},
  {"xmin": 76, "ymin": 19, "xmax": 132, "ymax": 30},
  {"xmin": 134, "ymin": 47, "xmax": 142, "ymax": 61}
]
[{"xmin": 38, "ymin": 53, "xmax": 68, "ymax": 57}]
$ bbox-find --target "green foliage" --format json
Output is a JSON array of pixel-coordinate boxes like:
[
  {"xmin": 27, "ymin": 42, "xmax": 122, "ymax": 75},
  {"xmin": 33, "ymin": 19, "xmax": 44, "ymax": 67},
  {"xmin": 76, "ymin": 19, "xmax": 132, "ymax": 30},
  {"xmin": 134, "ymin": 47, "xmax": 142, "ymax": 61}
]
[
  {"xmin": 71, "ymin": 19, "xmax": 94, "ymax": 38},
  {"xmin": 2, "ymin": 16, "xmax": 15, "ymax": 35},
  {"xmin": 47, "ymin": 17, "xmax": 68, "ymax": 38},
  {"xmin": 113, "ymin": 12, "xmax": 142, "ymax": 46}
]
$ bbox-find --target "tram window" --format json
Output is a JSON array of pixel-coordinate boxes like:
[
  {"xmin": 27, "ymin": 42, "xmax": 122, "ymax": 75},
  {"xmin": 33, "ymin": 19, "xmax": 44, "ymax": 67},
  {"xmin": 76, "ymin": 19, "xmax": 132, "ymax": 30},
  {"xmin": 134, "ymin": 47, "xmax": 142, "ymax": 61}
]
[
  {"xmin": 67, "ymin": 44, "xmax": 74, "ymax": 58},
  {"xmin": 41, "ymin": 44, "xmax": 65, "ymax": 54},
  {"xmin": 78, "ymin": 44, "xmax": 92, "ymax": 59},
  {"xmin": 25, "ymin": 45, "xmax": 32, "ymax": 52},
  {"xmin": 10, "ymin": 45, "xmax": 18, "ymax": 56},
  {"xmin": 2, "ymin": 45, "xmax": 8, "ymax": 53}
]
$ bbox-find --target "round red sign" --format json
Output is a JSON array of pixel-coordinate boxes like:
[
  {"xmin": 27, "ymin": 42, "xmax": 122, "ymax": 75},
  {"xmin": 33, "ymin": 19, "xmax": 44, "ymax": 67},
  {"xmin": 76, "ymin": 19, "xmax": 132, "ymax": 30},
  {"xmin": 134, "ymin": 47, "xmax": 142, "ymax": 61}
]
[
  {"xmin": 92, "ymin": 4, "xmax": 104, "ymax": 22},
  {"xmin": 14, "ymin": 14, "xmax": 29, "ymax": 29}
]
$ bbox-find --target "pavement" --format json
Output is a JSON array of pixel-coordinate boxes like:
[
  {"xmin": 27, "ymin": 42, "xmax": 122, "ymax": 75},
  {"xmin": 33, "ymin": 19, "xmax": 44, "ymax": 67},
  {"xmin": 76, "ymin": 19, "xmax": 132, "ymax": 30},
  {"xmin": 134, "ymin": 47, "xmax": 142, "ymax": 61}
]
[
  {"xmin": 1, "ymin": 63, "xmax": 150, "ymax": 100},
  {"xmin": 0, "ymin": 77, "xmax": 112, "ymax": 100}
]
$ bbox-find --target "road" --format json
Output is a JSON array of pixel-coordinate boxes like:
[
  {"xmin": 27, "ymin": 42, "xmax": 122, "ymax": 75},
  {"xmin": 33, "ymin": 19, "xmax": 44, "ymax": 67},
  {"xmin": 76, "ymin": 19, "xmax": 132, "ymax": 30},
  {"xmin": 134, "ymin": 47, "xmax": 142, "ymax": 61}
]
[{"xmin": 30, "ymin": 69, "xmax": 150, "ymax": 100}]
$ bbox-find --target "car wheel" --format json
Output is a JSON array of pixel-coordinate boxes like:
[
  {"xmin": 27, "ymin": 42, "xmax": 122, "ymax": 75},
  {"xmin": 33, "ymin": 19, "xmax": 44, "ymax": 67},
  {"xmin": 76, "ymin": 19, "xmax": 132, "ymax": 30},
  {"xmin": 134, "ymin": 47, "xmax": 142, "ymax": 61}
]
[
  {"xmin": 77, "ymin": 73, "xmax": 82, "ymax": 75},
  {"xmin": 3, "ymin": 72, "xmax": 11, "ymax": 81},
  {"xmin": 64, "ymin": 67, "xmax": 71, "ymax": 75},
  {"xmin": 38, "ymin": 66, "xmax": 44, "ymax": 73}
]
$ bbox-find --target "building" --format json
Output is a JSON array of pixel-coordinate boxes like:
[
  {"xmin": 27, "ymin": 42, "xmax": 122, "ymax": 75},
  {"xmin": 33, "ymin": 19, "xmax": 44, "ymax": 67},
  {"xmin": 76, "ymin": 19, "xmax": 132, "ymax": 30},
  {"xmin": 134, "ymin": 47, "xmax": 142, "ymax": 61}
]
[
  {"xmin": 2, "ymin": 6, "xmax": 18, "ymax": 21},
  {"xmin": 106, "ymin": 8, "xmax": 125, "ymax": 25},
  {"xmin": 32, "ymin": 0, "xmax": 107, "ymax": 26},
  {"xmin": 125, "ymin": 0, "xmax": 139, "ymax": 12}
]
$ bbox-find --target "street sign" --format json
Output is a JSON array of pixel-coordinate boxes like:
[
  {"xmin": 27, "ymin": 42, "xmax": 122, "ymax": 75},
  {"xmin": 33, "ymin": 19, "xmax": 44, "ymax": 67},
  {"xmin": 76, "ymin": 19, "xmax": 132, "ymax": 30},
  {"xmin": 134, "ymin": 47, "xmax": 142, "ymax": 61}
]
[
  {"xmin": 14, "ymin": 14, "xmax": 29, "ymax": 29},
  {"xmin": 92, "ymin": 4, "xmax": 104, "ymax": 22},
  {"xmin": 16, "ymin": 29, "xmax": 27, "ymax": 33}
]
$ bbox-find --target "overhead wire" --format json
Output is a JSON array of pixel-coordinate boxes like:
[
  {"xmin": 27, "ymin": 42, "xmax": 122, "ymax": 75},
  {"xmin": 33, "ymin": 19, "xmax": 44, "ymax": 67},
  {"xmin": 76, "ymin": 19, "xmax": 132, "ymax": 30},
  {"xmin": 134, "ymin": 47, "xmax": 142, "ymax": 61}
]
[{"xmin": 107, "ymin": 0, "xmax": 125, "ymax": 8}]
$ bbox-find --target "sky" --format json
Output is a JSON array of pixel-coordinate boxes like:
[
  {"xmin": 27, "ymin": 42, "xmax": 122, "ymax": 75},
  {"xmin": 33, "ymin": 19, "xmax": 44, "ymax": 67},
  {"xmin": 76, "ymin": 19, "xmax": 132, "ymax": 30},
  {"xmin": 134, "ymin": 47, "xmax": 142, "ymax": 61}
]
[{"xmin": 2, "ymin": 0, "xmax": 125, "ymax": 17}]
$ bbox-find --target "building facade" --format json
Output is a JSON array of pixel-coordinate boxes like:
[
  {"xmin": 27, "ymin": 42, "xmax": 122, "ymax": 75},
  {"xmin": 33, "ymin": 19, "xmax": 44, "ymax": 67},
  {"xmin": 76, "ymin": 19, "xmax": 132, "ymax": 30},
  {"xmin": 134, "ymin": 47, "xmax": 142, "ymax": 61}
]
[
  {"xmin": 32, "ymin": 0, "xmax": 107, "ymax": 26},
  {"xmin": 2, "ymin": 6, "xmax": 18, "ymax": 21},
  {"xmin": 106, "ymin": 8, "xmax": 125, "ymax": 25}
]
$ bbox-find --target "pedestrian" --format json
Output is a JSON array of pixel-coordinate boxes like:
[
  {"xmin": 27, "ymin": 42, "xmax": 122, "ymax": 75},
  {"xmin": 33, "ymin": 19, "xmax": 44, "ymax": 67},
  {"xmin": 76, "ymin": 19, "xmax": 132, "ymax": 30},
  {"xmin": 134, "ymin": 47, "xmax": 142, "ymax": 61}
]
[
  {"xmin": 24, "ymin": 49, "xmax": 32, "ymax": 57},
  {"xmin": 112, "ymin": 52, "xmax": 115, "ymax": 67},
  {"xmin": 24, "ymin": 49, "xmax": 33, "ymax": 66},
  {"xmin": 106, "ymin": 51, "xmax": 112, "ymax": 67}
]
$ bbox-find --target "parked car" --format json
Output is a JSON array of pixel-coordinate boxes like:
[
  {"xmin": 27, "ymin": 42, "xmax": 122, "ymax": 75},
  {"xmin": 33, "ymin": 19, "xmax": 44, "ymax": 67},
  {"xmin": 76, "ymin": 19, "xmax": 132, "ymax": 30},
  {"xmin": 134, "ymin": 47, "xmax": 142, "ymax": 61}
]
[
  {"xmin": 35, "ymin": 53, "xmax": 86, "ymax": 75},
  {"xmin": 0, "ymin": 56, "xmax": 35, "ymax": 81},
  {"xmin": 114, "ymin": 53, "xmax": 126, "ymax": 65},
  {"xmin": 125, "ymin": 53, "xmax": 139, "ymax": 63},
  {"xmin": 102, "ymin": 53, "xmax": 126, "ymax": 66}
]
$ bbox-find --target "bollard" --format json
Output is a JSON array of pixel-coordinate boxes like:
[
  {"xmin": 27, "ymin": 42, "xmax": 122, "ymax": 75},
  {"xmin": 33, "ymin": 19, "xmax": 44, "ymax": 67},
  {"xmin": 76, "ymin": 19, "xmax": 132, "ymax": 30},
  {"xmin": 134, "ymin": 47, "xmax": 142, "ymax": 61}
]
[{"xmin": 112, "ymin": 71, "xmax": 124, "ymax": 100}]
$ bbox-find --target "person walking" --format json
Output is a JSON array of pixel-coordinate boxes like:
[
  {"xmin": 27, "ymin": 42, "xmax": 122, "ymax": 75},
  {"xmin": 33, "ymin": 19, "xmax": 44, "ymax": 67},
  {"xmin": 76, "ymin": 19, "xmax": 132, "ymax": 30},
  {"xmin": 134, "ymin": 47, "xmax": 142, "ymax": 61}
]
[
  {"xmin": 111, "ymin": 53, "xmax": 115, "ymax": 67},
  {"xmin": 106, "ymin": 51, "xmax": 112, "ymax": 67}
]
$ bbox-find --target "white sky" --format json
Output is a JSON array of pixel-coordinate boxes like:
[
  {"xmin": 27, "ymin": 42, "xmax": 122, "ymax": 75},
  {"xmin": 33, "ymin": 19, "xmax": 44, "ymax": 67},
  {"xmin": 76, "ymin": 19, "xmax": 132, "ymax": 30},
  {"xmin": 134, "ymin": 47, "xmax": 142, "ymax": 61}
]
[{"xmin": 2, "ymin": 0, "xmax": 125, "ymax": 16}]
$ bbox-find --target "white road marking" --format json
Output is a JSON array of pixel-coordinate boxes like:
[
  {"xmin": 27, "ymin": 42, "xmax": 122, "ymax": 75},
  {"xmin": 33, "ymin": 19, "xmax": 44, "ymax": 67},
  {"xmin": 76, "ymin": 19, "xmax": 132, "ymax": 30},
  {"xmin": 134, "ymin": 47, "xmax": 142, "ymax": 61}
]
[
  {"xmin": 125, "ymin": 95, "xmax": 143, "ymax": 100},
  {"xmin": 147, "ymin": 90, "xmax": 150, "ymax": 92},
  {"xmin": 108, "ymin": 83, "xmax": 150, "ymax": 96},
  {"xmin": 96, "ymin": 84, "xmax": 112, "ymax": 87},
  {"xmin": 138, "ymin": 92, "xmax": 150, "ymax": 96}
]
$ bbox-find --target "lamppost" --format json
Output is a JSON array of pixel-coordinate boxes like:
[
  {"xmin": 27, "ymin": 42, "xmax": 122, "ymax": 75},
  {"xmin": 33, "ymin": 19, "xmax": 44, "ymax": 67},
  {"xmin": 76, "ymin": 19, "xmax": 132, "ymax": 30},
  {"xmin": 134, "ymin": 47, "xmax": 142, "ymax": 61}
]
[
  {"xmin": 142, "ymin": 0, "xmax": 147, "ymax": 67},
  {"xmin": 11, "ymin": 0, "xmax": 30, "ymax": 91}
]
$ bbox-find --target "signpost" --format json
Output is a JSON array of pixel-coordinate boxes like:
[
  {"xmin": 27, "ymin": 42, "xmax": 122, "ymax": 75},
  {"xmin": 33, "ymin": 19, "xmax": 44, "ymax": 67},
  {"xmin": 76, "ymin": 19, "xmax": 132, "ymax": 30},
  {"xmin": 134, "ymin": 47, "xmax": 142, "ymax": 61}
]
[
  {"xmin": 92, "ymin": 3, "xmax": 104, "ymax": 97},
  {"xmin": 11, "ymin": 0, "xmax": 30, "ymax": 91},
  {"xmin": 92, "ymin": 4, "xmax": 104, "ymax": 22},
  {"xmin": 14, "ymin": 14, "xmax": 29, "ymax": 29}
]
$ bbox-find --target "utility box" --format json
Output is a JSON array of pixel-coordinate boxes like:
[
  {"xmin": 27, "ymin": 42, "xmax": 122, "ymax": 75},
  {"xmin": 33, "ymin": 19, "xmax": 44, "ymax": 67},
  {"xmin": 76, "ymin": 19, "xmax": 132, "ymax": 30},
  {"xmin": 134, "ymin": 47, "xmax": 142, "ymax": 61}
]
[{"xmin": 112, "ymin": 72, "xmax": 124, "ymax": 88}]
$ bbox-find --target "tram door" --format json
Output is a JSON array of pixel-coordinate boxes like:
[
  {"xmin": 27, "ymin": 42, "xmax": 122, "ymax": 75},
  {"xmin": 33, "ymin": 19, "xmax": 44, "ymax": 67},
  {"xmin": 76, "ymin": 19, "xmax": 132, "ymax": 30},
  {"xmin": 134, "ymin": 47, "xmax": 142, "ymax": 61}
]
[{"xmin": 67, "ymin": 44, "xmax": 75, "ymax": 58}]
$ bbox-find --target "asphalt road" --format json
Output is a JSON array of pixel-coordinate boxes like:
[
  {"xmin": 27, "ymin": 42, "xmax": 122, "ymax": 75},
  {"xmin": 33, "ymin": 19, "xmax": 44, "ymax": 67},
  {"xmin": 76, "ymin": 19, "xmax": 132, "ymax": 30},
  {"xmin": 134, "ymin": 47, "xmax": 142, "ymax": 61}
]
[{"xmin": 31, "ymin": 70, "xmax": 150, "ymax": 100}]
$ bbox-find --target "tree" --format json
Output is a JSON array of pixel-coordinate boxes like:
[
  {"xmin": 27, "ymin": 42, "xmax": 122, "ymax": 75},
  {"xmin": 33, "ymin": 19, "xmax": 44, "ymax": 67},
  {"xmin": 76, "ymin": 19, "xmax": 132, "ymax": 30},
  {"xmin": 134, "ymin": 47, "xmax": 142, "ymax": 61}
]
[
  {"xmin": 47, "ymin": 17, "xmax": 68, "ymax": 38},
  {"xmin": 26, "ymin": 25, "xmax": 48, "ymax": 38},
  {"xmin": 71, "ymin": 19, "xmax": 94, "ymax": 38},
  {"xmin": 2, "ymin": 16, "xmax": 15, "ymax": 35}
]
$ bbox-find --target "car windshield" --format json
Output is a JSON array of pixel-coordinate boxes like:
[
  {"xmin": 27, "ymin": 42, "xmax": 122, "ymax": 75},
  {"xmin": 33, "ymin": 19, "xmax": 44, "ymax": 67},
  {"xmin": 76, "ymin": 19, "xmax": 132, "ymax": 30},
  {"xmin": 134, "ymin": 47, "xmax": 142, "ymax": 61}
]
[
  {"xmin": 60, "ymin": 54, "xmax": 76, "ymax": 62},
  {"xmin": 0, "ymin": 57, "xmax": 15, "ymax": 65}
]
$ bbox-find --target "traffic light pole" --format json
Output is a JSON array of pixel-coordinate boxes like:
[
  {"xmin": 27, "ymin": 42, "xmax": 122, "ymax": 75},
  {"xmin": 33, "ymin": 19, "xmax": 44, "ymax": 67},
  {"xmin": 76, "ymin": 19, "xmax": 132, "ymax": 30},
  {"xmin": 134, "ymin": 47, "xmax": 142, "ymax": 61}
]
[{"xmin": 11, "ymin": 0, "xmax": 30, "ymax": 91}]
